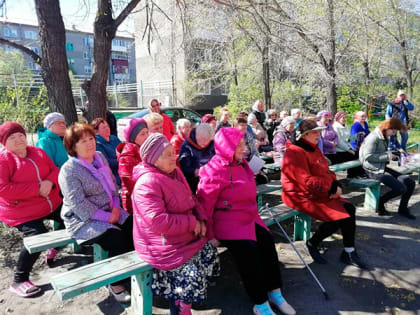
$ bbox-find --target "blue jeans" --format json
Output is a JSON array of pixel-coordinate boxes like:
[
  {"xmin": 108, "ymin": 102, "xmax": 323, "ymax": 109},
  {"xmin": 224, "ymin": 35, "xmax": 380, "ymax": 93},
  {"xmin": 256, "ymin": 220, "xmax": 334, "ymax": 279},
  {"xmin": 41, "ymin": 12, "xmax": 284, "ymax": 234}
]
[{"xmin": 390, "ymin": 132, "xmax": 408, "ymax": 151}]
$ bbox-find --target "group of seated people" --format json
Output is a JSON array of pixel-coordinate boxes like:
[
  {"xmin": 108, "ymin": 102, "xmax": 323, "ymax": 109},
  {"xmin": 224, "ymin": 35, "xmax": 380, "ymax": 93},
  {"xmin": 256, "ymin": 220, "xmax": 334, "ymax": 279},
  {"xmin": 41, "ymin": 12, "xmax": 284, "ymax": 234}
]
[{"xmin": 0, "ymin": 98, "xmax": 416, "ymax": 315}]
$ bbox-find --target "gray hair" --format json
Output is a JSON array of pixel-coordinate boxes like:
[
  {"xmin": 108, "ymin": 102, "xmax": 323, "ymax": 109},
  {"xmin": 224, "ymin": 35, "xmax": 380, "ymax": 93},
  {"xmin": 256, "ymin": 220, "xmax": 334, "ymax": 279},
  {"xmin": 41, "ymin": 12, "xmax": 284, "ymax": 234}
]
[
  {"xmin": 176, "ymin": 118, "xmax": 191, "ymax": 132},
  {"xmin": 195, "ymin": 123, "xmax": 214, "ymax": 140}
]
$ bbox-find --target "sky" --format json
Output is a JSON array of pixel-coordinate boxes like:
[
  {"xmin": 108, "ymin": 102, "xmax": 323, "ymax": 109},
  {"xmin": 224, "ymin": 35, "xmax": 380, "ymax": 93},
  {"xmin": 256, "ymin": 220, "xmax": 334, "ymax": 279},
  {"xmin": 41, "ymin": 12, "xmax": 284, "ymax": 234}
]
[{"xmin": 1, "ymin": 0, "xmax": 134, "ymax": 35}]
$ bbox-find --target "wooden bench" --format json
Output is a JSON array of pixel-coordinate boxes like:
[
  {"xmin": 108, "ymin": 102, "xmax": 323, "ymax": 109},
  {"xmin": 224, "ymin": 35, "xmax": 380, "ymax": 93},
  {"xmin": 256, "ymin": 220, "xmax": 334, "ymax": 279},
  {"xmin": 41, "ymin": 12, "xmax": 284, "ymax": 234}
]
[
  {"xmin": 23, "ymin": 229, "xmax": 108, "ymax": 262},
  {"xmin": 256, "ymin": 180, "xmax": 282, "ymax": 209},
  {"xmin": 51, "ymin": 251, "xmax": 153, "ymax": 315},
  {"xmin": 329, "ymin": 160, "xmax": 361, "ymax": 172},
  {"xmin": 260, "ymin": 203, "xmax": 311, "ymax": 241},
  {"xmin": 263, "ymin": 163, "xmax": 281, "ymax": 172},
  {"xmin": 347, "ymin": 178, "xmax": 381, "ymax": 212},
  {"xmin": 50, "ymin": 205, "xmax": 310, "ymax": 315}
]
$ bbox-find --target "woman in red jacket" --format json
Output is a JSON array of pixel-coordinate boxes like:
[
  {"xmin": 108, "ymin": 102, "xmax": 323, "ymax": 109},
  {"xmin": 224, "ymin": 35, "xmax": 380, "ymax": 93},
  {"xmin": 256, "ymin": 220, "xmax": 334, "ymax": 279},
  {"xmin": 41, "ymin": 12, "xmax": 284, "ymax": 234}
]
[
  {"xmin": 0, "ymin": 122, "xmax": 63, "ymax": 297},
  {"xmin": 281, "ymin": 119, "xmax": 367, "ymax": 269},
  {"xmin": 116, "ymin": 118, "xmax": 149, "ymax": 213}
]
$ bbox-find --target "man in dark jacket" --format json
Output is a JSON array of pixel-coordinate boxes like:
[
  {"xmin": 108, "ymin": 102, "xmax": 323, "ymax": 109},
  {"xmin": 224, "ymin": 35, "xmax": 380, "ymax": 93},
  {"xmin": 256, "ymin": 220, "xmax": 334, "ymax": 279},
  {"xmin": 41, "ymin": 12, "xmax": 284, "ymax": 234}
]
[{"xmin": 385, "ymin": 90, "xmax": 414, "ymax": 150}]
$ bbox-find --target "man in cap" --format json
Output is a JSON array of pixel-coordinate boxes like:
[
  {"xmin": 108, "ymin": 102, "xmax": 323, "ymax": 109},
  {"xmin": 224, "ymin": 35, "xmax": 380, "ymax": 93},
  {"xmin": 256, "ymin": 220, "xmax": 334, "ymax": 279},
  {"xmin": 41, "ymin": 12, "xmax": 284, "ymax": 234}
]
[{"xmin": 385, "ymin": 90, "xmax": 414, "ymax": 150}]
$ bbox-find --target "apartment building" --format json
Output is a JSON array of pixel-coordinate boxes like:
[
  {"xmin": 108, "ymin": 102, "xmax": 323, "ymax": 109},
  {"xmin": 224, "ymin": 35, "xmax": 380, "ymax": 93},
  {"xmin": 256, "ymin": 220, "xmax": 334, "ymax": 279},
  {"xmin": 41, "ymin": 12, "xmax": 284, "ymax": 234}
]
[
  {"xmin": 133, "ymin": 1, "xmax": 228, "ymax": 112},
  {"xmin": 0, "ymin": 21, "xmax": 136, "ymax": 85}
]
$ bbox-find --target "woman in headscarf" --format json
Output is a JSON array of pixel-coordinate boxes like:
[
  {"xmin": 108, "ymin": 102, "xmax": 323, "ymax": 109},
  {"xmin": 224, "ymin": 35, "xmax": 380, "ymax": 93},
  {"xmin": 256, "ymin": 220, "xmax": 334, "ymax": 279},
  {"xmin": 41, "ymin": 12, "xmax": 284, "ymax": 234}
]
[
  {"xmin": 116, "ymin": 118, "xmax": 149, "ymax": 213},
  {"xmin": 132, "ymin": 133, "xmax": 219, "ymax": 315},
  {"xmin": 197, "ymin": 127, "xmax": 296, "ymax": 315}
]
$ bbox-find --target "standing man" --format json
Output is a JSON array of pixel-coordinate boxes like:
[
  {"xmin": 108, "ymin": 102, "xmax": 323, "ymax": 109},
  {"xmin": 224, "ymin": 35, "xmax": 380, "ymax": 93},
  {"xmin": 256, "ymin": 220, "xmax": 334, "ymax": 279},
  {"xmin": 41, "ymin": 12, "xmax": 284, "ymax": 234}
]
[
  {"xmin": 216, "ymin": 107, "xmax": 231, "ymax": 132},
  {"xmin": 149, "ymin": 99, "xmax": 175, "ymax": 141},
  {"xmin": 386, "ymin": 90, "xmax": 414, "ymax": 151}
]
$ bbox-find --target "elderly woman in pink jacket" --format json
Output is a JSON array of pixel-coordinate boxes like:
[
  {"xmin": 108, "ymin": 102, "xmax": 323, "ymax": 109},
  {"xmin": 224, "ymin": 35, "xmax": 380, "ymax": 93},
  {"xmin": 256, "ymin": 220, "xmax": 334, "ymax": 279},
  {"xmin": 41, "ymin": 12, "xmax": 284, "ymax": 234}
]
[
  {"xmin": 196, "ymin": 128, "xmax": 296, "ymax": 315},
  {"xmin": 131, "ymin": 133, "xmax": 219, "ymax": 315}
]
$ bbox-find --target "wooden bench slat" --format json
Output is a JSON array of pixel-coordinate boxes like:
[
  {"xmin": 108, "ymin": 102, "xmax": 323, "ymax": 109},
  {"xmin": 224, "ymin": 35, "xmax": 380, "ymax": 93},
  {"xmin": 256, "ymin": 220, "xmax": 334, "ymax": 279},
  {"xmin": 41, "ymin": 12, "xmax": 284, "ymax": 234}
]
[
  {"xmin": 328, "ymin": 160, "xmax": 361, "ymax": 172},
  {"xmin": 24, "ymin": 229, "xmax": 76, "ymax": 254},
  {"xmin": 51, "ymin": 251, "xmax": 152, "ymax": 300},
  {"xmin": 348, "ymin": 178, "xmax": 380, "ymax": 188},
  {"xmin": 257, "ymin": 180, "xmax": 282, "ymax": 195}
]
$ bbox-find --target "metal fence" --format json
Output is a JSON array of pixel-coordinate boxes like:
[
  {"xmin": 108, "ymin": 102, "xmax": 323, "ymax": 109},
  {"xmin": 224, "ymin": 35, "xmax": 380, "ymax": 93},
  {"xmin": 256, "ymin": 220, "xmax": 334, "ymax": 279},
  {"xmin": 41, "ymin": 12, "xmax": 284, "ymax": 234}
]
[{"xmin": 0, "ymin": 73, "xmax": 175, "ymax": 109}]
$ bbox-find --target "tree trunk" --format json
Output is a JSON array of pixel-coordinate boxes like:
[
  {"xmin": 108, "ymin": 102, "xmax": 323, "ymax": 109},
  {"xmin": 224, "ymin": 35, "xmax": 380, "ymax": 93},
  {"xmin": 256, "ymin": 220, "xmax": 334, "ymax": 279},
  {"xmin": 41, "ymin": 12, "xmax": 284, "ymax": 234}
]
[
  {"xmin": 363, "ymin": 60, "xmax": 371, "ymax": 113},
  {"xmin": 82, "ymin": 1, "xmax": 115, "ymax": 122},
  {"xmin": 262, "ymin": 45, "xmax": 271, "ymax": 109},
  {"xmin": 35, "ymin": 0, "xmax": 77, "ymax": 125},
  {"xmin": 326, "ymin": 0, "xmax": 337, "ymax": 114}
]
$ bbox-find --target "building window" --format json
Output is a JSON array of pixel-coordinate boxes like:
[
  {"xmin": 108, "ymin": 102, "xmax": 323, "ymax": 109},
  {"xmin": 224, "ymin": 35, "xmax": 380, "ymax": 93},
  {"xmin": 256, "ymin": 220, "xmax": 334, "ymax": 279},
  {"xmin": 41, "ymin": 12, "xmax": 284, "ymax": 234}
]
[
  {"xmin": 29, "ymin": 46, "xmax": 40, "ymax": 55},
  {"xmin": 67, "ymin": 57, "xmax": 74, "ymax": 65},
  {"xmin": 112, "ymin": 39, "xmax": 126, "ymax": 47},
  {"xmin": 9, "ymin": 29, "xmax": 18, "ymax": 37},
  {"xmin": 83, "ymin": 36, "xmax": 93, "ymax": 46},
  {"xmin": 83, "ymin": 51, "xmax": 89, "ymax": 59},
  {"xmin": 66, "ymin": 42, "xmax": 74, "ymax": 52},
  {"xmin": 84, "ymin": 65, "xmax": 92, "ymax": 74},
  {"xmin": 3, "ymin": 28, "xmax": 10, "ymax": 37},
  {"xmin": 24, "ymin": 31, "xmax": 37, "ymax": 40}
]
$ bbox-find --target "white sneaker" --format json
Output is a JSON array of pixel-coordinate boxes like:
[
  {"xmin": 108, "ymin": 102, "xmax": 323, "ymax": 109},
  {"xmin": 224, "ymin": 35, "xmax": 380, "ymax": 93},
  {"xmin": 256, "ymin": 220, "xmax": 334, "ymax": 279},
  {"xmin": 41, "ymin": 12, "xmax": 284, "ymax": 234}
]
[
  {"xmin": 253, "ymin": 305, "xmax": 275, "ymax": 315},
  {"xmin": 269, "ymin": 299, "xmax": 296, "ymax": 315}
]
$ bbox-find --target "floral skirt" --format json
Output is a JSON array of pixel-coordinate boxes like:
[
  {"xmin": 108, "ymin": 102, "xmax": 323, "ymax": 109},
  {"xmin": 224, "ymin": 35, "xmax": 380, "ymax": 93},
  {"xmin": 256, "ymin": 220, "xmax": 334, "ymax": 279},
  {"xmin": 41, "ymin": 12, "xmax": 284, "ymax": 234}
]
[{"xmin": 151, "ymin": 242, "xmax": 220, "ymax": 303}]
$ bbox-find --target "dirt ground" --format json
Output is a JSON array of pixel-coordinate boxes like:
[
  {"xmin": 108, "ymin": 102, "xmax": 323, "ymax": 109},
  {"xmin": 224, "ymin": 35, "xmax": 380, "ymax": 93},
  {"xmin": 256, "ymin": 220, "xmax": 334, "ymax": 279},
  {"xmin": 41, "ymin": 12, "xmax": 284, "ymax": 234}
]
[{"xmin": 0, "ymin": 172, "xmax": 419, "ymax": 315}]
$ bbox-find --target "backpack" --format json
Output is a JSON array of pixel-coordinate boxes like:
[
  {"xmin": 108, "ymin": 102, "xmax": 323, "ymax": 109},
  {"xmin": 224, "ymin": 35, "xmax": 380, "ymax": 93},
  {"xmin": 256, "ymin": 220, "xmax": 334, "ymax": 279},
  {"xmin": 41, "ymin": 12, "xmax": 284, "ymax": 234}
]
[{"xmin": 391, "ymin": 101, "xmax": 409, "ymax": 124}]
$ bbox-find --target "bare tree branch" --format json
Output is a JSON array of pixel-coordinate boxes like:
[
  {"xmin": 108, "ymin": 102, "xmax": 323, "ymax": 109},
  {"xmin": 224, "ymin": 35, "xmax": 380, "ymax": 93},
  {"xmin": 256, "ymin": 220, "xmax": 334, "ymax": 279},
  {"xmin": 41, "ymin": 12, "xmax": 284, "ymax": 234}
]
[
  {"xmin": 0, "ymin": 38, "xmax": 42, "ymax": 64},
  {"xmin": 113, "ymin": 0, "xmax": 142, "ymax": 30}
]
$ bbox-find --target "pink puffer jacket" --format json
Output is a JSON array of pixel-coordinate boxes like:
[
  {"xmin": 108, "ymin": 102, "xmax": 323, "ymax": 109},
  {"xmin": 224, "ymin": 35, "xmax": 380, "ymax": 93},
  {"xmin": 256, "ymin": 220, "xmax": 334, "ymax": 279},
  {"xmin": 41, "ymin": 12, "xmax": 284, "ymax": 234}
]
[
  {"xmin": 196, "ymin": 127, "xmax": 267, "ymax": 241},
  {"xmin": 132, "ymin": 163, "xmax": 207, "ymax": 270}
]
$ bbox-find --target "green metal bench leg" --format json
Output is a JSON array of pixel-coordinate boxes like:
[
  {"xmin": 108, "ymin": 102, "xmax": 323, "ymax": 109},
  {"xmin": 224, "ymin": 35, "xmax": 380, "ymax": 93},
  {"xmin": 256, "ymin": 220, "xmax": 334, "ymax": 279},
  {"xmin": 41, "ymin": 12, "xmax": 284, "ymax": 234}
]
[
  {"xmin": 364, "ymin": 184, "xmax": 380, "ymax": 212},
  {"xmin": 257, "ymin": 195, "xmax": 263, "ymax": 210},
  {"xmin": 294, "ymin": 213, "xmax": 311, "ymax": 241},
  {"xmin": 51, "ymin": 220, "xmax": 60, "ymax": 231},
  {"xmin": 131, "ymin": 271, "xmax": 153, "ymax": 315},
  {"xmin": 93, "ymin": 243, "xmax": 109, "ymax": 262}
]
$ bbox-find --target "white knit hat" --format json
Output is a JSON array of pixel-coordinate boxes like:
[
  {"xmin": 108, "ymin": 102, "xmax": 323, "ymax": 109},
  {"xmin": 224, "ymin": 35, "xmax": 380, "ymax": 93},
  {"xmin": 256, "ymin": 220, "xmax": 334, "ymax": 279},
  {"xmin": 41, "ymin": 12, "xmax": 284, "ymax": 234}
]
[
  {"xmin": 397, "ymin": 90, "xmax": 406, "ymax": 97},
  {"xmin": 281, "ymin": 116, "xmax": 295, "ymax": 128},
  {"xmin": 44, "ymin": 112, "xmax": 65, "ymax": 128}
]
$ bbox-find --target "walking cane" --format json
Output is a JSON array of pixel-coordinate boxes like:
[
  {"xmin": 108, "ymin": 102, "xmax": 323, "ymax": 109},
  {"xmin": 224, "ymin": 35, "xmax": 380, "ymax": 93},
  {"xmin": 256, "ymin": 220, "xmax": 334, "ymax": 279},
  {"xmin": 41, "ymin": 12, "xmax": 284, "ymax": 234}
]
[{"xmin": 262, "ymin": 204, "xmax": 330, "ymax": 300}]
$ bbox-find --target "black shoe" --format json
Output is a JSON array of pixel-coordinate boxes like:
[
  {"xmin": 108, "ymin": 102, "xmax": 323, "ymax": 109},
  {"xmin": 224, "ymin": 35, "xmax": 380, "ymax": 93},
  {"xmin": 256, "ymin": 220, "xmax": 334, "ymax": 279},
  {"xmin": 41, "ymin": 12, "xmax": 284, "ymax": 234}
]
[
  {"xmin": 306, "ymin": 241, "xmax": 327, "ymax": 264},
  {"xmin": 340, "ymin": 250, "xmax": 367, "ymax": 269},
  {"xmin": 378, "ymin": 203, "xmax": 390, "ymax": 216},
  {"xmin": 398, "ymin": 211, "xmax": 416, "ymax": 220}
]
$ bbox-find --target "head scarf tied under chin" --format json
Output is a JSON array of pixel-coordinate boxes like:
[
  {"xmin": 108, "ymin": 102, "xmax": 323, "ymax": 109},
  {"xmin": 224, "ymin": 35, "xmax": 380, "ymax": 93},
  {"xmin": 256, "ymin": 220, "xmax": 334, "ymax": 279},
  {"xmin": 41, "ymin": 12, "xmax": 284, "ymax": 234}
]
[{"xmin": 140, "ymin": 133, "xmax": 170, "ymax": 165}]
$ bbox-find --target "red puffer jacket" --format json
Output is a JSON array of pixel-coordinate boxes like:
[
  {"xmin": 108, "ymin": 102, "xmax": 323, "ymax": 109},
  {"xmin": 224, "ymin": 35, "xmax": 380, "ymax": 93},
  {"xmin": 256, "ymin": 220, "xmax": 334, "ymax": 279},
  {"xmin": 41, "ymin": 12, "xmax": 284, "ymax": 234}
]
[
  {"xmin": 281, "ymin": 139, "xmax": 349, "ymax": 222},
  {"xmin": 162, "ymin": 113, "xmax": 175, "ymax": 141},
  {"xmin": 0, "ymin": 146, "xmax": 62, "ymax": 226},
  {"xmin": 116, "ymin": 142, "xmax": 141, "ymax": 213}
]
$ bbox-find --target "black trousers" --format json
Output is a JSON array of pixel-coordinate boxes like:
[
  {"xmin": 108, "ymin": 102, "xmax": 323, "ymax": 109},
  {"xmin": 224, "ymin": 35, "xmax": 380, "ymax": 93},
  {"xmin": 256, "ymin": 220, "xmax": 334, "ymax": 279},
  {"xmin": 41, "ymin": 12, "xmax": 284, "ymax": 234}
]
[
  {"xmin": 366, "ymin": 167, "xmax": 415, "ymax": 212},
  {"xmin": 221, "ymin": 224, "xmax": 282, "ymax": 305},
  {"xmin": 84, "ymin": 216, "xmax": 134, "ymax": 286},
  {"xmin": 326, "ymin": 151, "xmax": 365, "ymax": 177},
  {"xmin": 14, "ymin": 205, "xmax": 64, "ymax": 283},
  {"xmin": 309, "ymin": 202, "xmax": 356, "ymax": 248}
]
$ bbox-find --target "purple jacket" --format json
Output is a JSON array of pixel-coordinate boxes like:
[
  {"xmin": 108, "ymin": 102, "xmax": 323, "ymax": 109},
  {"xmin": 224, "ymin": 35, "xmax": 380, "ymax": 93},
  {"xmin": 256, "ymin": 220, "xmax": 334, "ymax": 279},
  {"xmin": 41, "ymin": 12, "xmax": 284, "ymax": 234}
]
[
  {"xmin": 131, "ymin": 163, "xmax": 207, "ymax": 271},
  {"xmin": 319, "ymin": 122, "xmax": 339, "ymax": 155},
  {"xmin": 196, "ymin": 128, "xmax": 267, "ymax": 241},
  {"xmin": 273, "ymin": 126, "xmax": 293, "ymax": 159}
]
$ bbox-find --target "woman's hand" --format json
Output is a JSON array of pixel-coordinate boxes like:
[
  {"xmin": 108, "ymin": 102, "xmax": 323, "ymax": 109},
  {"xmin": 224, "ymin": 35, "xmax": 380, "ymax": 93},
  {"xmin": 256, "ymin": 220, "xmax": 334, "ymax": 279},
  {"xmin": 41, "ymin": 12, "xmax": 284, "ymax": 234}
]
[
  {"xmin": 199, "ymin": 221, "xmax": 207, "ymax": 237},
  {"xmin": 193, "ymin": 220, "xmax": 201, "ymax": 236},
  {"xmin": 209, "ymin": 238, "xmax": 220, "ymax": 247},
  {"xmin": 330, "ymin": 187, "xmax": 342, "ymax": 199},
  {"xmin": 39, "ymin": 180, "xmax": 53, "ymax": 197},
  {"xmin": 108, "ymin": 207, "xmax": 121, "ymax": 224},
  {"xmin": 348, "ymin": 149, "xmax": 355, "ymax": 155}
]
